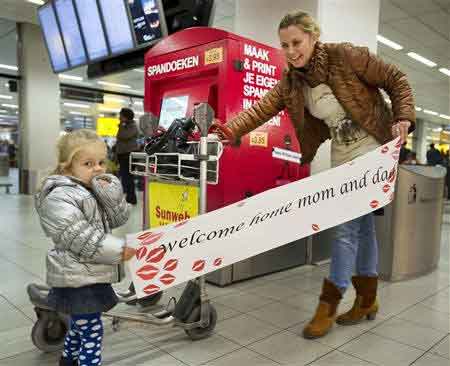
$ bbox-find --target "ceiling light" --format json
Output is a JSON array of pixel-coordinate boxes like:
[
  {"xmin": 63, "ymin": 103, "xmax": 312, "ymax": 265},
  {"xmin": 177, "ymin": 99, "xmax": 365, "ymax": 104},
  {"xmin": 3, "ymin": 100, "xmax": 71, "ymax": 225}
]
[
  {"xmin": 0, "ymin": 64, "xmax": 18, "ymax": 71},
  {"xmin": 27, "ymin": 0, "xmax": 45, "ymax": 4},
  {"xmin": 133, "ymin": 68, "xmax": 145, "ymax": 73},
  {"xmin": 376, "ymin": 35, "xmax": 403, "ymax": 50},
  {"xmin": 97, "ymin": 81, "xmax": 131, "ymax": 89},
  {"xmin": 1, "ymin": 104, "xmax": 18, "ymax": 109},
  {"xmin": 432, "ymin": 127, "xmax": 443, "ymax": 132},
  {"xmin": 415, "ymin": 107, "xmax": 422, "ymax": 111},
  {"xmin": 59, "ymin": 74, "xmax": 83, "ymax": 81},
  {"xmin": 407, "ymin": 52, "xmax": 437, "ymax": 67},
  {"xmin": 103, "ymin": 96, "xmax": 126, "ymax": 103},
  {"xmin": 63, "ymin": 102, "xmax": 90, "ymax": 109},
  {"xmin": 439, "ymin": 114, "xmax": 450, "ymax": 120},
  {"xmin": 424, "ymin": 109, "xmax": 438, "ymax": 116},
  {"xmin": 69, "ymin": 111, "xmax": 88, "ymax": 116},
  {"xmin": 134, "ymin": 100, "xmax": 143, "ymax": 106},
  {"xmin": 0, "ymin": 95, "xmax": 13, "ymax": 100},
  {"xmin": 0, "ymin": 109, "xmax": 7, "ymax": 113},
  {"xmin": 98, "ymin": 114, "xmax": 105, "ymax": 118},
  {"xmin": 98, "ymin": 106, "xmax": 120, "ymax": 113},
  {"xmin": 438, "ymin": 68, "xmax": 450, "ymax": 77}
]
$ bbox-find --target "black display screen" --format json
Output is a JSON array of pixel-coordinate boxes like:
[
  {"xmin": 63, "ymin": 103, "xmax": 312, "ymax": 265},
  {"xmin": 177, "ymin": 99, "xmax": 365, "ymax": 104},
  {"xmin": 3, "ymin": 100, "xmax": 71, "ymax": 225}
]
[
  {"xmin": 38, "ymin": 3, "xmax": 69, "ymax": 72},
  {"xmin": 98, "ymin": 0, "xmax": 135, "ymax": 55},
  {"xmin": 73, "ymin": 0, "xmax": 109, "ymax": 61},
  {"xmin": 54, "ymin": 0, "xmax": 87, "ymax": 67},
  {"xmin": 127, "ymin": 0, "xmax": 164, "ymax": 46}
]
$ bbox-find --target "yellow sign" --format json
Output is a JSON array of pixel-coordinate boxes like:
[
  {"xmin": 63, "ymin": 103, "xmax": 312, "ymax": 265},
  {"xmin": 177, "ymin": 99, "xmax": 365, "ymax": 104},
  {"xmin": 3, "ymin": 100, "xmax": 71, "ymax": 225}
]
[
  {"xmin": 97, "ymin": 117, "xmax": 119, "ymax": 137},
  {"xmin": 148, "ymin": 182, "xmax": 199, "ymax": 228},
  {"xmin": 249, "ymin": 131, "xmax": 268, "ymax": 147},
  {"xmin": 204, "ymin": 47, "xmax": 223, "ymax": 65}
]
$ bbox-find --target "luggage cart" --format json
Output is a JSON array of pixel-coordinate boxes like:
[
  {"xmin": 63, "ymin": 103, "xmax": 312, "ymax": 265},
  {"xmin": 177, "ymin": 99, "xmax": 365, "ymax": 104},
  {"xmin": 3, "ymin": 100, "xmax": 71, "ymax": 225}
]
[{"xmin": 27, "ymin": 104, "xmax": 222, "ymax": 352}]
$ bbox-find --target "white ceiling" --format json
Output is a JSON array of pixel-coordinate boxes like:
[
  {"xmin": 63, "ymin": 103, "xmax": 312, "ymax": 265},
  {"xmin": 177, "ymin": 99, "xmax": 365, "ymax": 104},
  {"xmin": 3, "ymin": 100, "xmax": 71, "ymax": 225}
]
[{"xmin": 0, "ymin": 0, "xmax": 448, "ymax": 133}]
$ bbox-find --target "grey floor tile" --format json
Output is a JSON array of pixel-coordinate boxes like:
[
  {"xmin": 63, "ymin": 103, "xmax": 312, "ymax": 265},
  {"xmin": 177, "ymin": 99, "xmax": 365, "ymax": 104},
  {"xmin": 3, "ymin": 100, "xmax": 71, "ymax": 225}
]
[
  {"xmin": 209, "ymin": 301, "xmax": 243, "ymax": 322},
  {"xmin": 215, "ymin": 314, "xmax": 280, "ymax": 346},
  {"xmin": 247, "ymin": 301, "xmax": 312, "ymax": 329},
  {"xmin": 245, "ymin": 282, "xmax": 301, "ymax": 301},
  {"xmin": 0, "ymin": 296, "xmax": 32, "ymax": 333},
  {"xmin": 247, "ymin": 330, "xmax": 333, "ymax": 365},
  {"xmin": 411, "ymin": 352, "xmax": 450, "ymax": 366},
  {"xmin": 397, "ymin": 304, "xmax": 450, "ymax": 333},
  {"xmin": 309, "ymin": 350, "xmax": 374, "ymax": 366},
  {"xmin": 213, "ymin": 291, "xmax": 276, "ymax": 313},
  {"xmin": 278, "ymin": 291, "xmax": 319, "ymax": 312},
  {"xmin": 201, "ymin": 348, "xmax": 278, "ymax": 366},
  {"xmin": 106, "ymin": 344, "xmax": 187, "ymax": 366},
  {"xmin": 420, "ymin": 291, "xmax": 450, "ymax": 314},
  {"xmin": 0, "ymin": 349, "xmax": 59, "ymax": 366},
  {"xmin": 431, "ymin": 335, "xmax": 450, "ymax": 359},
  {"xmin": 339, "ymin": 332, "xmax": 424, "ymax": 366},
  {"xmin": 370, "ymin": 317, "xmax": 448, "ymax": 351},
  {"xmin": 0, "ymin": 325, "xmax": 37, "ymax": 359}
]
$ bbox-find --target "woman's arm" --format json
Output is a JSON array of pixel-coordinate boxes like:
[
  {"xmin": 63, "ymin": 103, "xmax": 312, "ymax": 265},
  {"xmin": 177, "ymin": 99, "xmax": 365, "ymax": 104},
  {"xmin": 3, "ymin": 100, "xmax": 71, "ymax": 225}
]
[{"xmin": 225, "ymin": 82, "xmax": 286, "ymax": 140}]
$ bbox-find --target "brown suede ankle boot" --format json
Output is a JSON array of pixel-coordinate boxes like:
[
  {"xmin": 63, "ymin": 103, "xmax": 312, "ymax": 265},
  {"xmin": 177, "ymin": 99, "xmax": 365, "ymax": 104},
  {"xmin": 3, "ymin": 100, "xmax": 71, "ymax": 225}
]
[
  {"xmin": 302, "ymin": 278, "xmax": 342, "ymax": 339},
  {"xmin": 336, "ymin": 275, "xmax": 379, "ymax": 326}
]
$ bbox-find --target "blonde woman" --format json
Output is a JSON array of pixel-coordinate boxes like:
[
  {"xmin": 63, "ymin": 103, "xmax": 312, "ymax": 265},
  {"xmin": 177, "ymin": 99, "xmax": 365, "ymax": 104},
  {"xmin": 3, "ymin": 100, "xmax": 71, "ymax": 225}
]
[
  {"xmin": 215, "ymin": 11, "xmax": 415, "ymax": 338},
  {"xmin": 35, "ymin": 129, "xmax": 135, "ymax": 366}
]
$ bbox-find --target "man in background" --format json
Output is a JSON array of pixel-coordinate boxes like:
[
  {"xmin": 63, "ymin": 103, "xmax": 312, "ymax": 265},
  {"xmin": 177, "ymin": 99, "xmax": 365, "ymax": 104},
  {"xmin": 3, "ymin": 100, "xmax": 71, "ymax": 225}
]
[
  {"xmin": 426, "ymin": 143, "xmax": 443, "ymax": 166},
  {"xmin": 116, "ymin": 108, "xmax": 138, "ymax": 204}
]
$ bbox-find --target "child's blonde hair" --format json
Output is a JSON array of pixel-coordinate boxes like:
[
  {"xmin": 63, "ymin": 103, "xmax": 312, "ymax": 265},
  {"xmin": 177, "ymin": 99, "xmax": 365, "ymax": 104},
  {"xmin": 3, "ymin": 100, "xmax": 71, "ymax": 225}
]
[{"xmin": 52, "ymin": 129, "xmax": 106, "ymax": 175}]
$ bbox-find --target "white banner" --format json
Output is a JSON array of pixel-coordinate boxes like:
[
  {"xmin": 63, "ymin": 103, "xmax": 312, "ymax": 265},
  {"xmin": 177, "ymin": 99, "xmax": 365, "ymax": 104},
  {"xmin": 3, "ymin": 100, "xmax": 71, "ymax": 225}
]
[{"xmin": 127, "ymin": 138, "xmax": 401, "ymax": 298}]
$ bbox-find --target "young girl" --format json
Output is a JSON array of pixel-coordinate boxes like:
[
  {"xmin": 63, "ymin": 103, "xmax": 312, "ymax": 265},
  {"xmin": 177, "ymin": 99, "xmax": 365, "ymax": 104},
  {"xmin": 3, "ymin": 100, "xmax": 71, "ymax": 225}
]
[{"xmin": 35, "ymin": 129, "xmax": 135, "ymax": 366}]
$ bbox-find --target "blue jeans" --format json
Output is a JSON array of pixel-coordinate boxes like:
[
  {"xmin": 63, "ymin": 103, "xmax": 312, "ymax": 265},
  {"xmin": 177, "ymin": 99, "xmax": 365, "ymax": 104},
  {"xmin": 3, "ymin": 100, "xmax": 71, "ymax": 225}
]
[{"xmin": 328, "ymin": 213, "xmax": 378, "ymax": 292}]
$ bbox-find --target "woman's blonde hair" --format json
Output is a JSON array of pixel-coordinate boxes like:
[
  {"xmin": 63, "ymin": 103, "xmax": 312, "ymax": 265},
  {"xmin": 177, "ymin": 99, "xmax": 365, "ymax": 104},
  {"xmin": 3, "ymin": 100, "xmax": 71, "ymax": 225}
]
[
  {"xmin": 52, "ymin": 129, "xmax": 106, "ymax": 175},
  {"xmin": 278, "ymin": 11, "xmax": 321, "ymax": 39}
]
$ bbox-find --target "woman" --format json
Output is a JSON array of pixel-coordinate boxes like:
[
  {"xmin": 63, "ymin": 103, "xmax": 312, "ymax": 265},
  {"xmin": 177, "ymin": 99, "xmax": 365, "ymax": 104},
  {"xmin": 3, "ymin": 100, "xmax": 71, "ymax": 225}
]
[{"xmin": 215, "ymin": 11, "xmax": 415, "ymax": 339}]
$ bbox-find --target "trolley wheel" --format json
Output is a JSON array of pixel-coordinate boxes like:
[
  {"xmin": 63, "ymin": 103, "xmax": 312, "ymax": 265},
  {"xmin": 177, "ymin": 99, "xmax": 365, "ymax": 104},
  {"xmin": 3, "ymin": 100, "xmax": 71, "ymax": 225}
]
[
  {"xmin": 184, "ymin": 303, "xmax": 217, "ymax": 341},
  {"xmin": 126, "ymin": 283, "xmax": 163, "ymax": 307},
  {"xmin": 31, "ymin": 312, "xmax": 68, "ymax": 352}
]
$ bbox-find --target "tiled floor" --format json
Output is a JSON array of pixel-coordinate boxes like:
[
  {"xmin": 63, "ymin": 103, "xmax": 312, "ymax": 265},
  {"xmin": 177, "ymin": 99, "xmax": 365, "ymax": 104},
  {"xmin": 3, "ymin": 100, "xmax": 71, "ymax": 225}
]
[{"xmin": 0, "ymin": 192, "xmax": 448, "ymax": 365}]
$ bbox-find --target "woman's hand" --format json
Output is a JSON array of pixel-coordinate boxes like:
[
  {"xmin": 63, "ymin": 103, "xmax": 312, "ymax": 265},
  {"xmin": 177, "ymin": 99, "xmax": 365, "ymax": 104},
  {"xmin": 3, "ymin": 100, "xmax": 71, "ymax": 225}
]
[
  {"xmin": 122, "ymin": 246, "xmax": 136, "ymax": 261},
  {"xmin": 391, "ymin": 120, "xmax": 411, "ymax": 144}
]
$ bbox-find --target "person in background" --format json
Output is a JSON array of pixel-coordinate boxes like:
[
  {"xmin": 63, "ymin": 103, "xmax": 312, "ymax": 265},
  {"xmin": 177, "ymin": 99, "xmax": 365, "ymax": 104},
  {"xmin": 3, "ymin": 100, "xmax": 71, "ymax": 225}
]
[
  {"xmin": 116, "ymin": 108, "xmax": 138, "ymax": 204},
  {"xmin": 213, "ymin": 10, "xmax": 415, "ymax": 339},
  {"xmin": 35, "ymin": 129, "xmax": 135, "ymax": 366},
  {"xmin": 426, "ymin": 143, "xmax": 443, "ymax": 166},
  {"xmin": 399, "ymin": 142, "xmax": 411, "ymax": 164}
]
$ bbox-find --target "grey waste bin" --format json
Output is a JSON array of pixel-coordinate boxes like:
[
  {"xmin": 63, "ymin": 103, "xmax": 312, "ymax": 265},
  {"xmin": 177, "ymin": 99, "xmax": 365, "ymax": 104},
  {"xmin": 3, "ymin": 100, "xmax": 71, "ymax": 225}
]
[
  {"xmin": 0, "ymin": 153, "xmax": 9, "ymax": 177},
  {"xmin": 376, "ymin": 165, "xmax": 447, "ymax": 281}
]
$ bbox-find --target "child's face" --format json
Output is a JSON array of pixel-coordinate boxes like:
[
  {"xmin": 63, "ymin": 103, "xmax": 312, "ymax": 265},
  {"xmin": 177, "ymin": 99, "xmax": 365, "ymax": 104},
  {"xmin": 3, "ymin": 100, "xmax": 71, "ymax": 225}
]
[{"xmin": 67, "ymin": 142, "xmax": 107, "ymax": 186}]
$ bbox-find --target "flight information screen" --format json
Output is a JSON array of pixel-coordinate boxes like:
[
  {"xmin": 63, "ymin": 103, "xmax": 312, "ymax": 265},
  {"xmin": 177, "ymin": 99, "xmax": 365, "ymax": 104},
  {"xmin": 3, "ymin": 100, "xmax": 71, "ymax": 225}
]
[
  {"xmin": 54, "ymin": 0, "xmax": 87, "ymax": 67},
  {"xmin": 159, "ymin": 95, "xmax": 189, "ymax": 129},
  {"xmin": 98, "ymin": 0, "xmax": 135, "ymax": 55},
  {"xmin": 38, "ymin": 3, "xmax": 69, "ymax": 72},
  {"xmin": 127, "ymin": 0, "xmax": 165, "ymax": 46},
  {"xmin": 73, "ymin": 0, "xmax": 109, "ymax": 61}
]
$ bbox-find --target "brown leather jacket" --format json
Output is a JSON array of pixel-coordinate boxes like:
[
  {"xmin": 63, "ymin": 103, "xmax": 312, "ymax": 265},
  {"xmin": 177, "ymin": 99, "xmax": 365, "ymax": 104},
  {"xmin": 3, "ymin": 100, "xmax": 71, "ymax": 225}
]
[{"xmin": 226, "ymin": 41, "xmax": 416, "ymax": 164}]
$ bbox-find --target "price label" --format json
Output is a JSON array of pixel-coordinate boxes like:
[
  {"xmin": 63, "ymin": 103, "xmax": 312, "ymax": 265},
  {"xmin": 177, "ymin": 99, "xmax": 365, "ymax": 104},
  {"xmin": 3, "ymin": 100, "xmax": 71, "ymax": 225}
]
[
  {"xmin": 205, "ymin": 47, "xmax": 223, "ymax": 65},
  {"xmin": 249, "ymin": 131, "xmax": 268, "ymax": 147}
]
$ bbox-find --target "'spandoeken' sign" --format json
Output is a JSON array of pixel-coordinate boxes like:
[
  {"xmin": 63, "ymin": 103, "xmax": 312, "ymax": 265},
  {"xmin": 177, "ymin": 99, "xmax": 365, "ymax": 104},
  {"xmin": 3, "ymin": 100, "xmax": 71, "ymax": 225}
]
[{"xmin": 127, "ymin": 139, "xmax": 401, "ymax": 298}]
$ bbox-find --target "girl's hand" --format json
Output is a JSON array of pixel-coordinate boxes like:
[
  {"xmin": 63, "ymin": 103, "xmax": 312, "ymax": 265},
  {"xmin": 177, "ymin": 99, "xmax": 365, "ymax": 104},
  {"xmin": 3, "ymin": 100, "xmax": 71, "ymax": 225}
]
[
  {"xmin": 391, "ymin": 120, "xmax": 411, "ymax": 144},
  {"xmin": 122, "ymin": 246, "xmax": 136, "ymax": 261}
]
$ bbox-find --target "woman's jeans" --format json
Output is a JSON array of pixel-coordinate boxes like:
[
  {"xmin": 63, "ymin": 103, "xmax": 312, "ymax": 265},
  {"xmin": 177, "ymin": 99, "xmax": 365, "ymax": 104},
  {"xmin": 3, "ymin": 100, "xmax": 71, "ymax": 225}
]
[{"xmin": 329, "ymin": 213, "xmax": 378, "ymax": 292}]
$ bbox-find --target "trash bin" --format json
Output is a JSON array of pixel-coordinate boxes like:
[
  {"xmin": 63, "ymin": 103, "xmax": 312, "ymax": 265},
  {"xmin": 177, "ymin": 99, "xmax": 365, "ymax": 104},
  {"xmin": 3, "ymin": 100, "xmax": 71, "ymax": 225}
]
[
  {"xmin": 0, "ymin": 153, "xmax": 9, "ymax": 177},
  {"xmin": 376, "ymin": 164, "xmax": 447, "ymax": 281}
]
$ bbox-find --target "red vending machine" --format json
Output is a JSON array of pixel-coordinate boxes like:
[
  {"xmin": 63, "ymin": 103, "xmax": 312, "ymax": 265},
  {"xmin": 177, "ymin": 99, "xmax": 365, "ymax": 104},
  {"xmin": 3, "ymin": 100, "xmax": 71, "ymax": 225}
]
[{"xmin": 143, "ymin": 27, "xmax": 310, "ymax": 285}]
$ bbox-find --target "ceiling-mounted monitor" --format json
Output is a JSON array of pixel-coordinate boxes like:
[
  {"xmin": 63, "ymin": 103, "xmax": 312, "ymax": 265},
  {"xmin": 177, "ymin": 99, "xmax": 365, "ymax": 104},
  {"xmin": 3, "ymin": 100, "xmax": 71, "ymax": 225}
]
[
  {"xmin": 54, "ymin": 0, "xmax": 87, "ymax": 68},
  {"xmin": 162, "ymin": 0, "xmax": 215, "ymax": 34},
  {"xmin": 73, "ymin": 0, "xmax": 109, "ymax": 61},
  {"xmin": 127, "ymin": 0, "xmax": 167, "ymax": 47},
  {"xmin": 38, "ymin": 2, "xmax": 69, "ymax": 72},
  {"xmin": 98, "ymin": 0, "xmax": 135, "ymax": 56}
]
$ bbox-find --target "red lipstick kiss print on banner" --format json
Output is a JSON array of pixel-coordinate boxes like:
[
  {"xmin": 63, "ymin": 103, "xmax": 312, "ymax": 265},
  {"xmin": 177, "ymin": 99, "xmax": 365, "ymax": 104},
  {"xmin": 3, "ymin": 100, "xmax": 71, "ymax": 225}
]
[
  {"xmin": 143, "ymin": 284, "xmax": 160, "ymax": 295},
  {"xmin": 137, "ymin": 231, "xmax": 154, "ymax": 241},
  {"xmin": 136, "ymin": 246, "xmax": 147, "ymax": 260},
  {"xmin": 395, "ymin": 139, "xmax": 402, "ymax": 149},
  {"xmin": 192, "ymin": 260, "xmax": 206, "ymax": 272},
  {"xmin": 391, "ymin": 150, "xmax": 400, "ymax": 160},
  {"xmin": 312, "ymin": 224, "xmax": 320, "ymax": 232},
  {"xmin": 136, "ymin": 264, "xmax": 159, "ymax": 281},
  {"xmin": 159, "ymin": 273, "xmax": 176, "ymax": 285},
  {"xmin": 381, "ymin": 145, "xmax": 389, "ymax": 154},
  {"xmin": 146, "ymin": 247, "xmax": 165, "ymax": 263},
  {"xmin": 141, "ymin": 232, "xmax": 164, "ymax": 245},
  {"xmin": 174, "ymin": 220, "xmax": 188, "ymax": 228},
  {"xmin": 370, "ymin": 200, "xmax": 379, "ymax": 209},
  {"xmin": 213, "ymin": 258, "xmax": 223, "ymax": 267},
  {"xmin": 163, "ymin": 259, "xmax": 178, "ymax": 271},
  {"xmin": 382, "ymin": 184, "xmax": 390, "ymax": 193},
  {"xmin": 388, "ymin": 167, "xmax": 396, "ymax": 183}
]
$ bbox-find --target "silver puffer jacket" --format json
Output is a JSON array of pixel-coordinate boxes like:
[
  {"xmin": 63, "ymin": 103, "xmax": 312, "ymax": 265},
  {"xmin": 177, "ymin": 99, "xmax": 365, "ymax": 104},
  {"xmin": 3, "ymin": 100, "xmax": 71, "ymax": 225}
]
[{"xmin": 35, "ymin": 174, "xmax": 130, "ymax": 288}]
